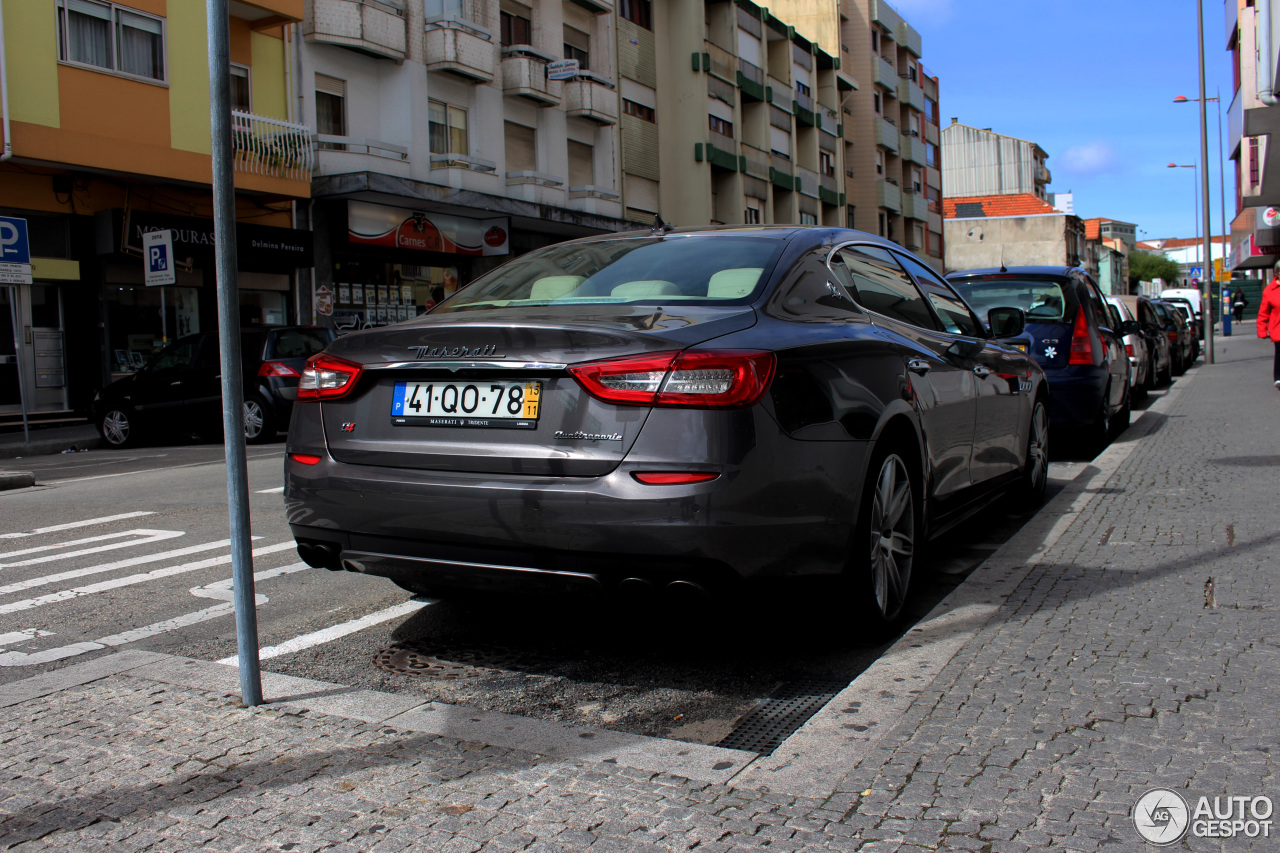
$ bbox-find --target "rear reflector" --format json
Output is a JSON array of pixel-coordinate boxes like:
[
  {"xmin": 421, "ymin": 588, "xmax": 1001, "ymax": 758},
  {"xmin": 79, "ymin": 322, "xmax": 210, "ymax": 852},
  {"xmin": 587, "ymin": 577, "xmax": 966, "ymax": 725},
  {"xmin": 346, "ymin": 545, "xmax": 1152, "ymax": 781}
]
[
  {"xmin": 290, "ymin": 453, "xmax": 322, "ymax": 465},
  {"xmin": 1068, "ymin": 307, "xmax": 1095, "ymax": 365},
  {"xmin": 1125, "ymin": 343, "xmax": 1135, "ymax": 359},
  {"xmin": 569, "ymin": 350, "xmax": 775, "ymax": 408},
  {"xmin": 632, "ymin": 472, "xmax": 720, "ymax": 485},
  {"xmin": 298, "ymin": 354, "xmax": 363, "ymax": 400},
  {"xmin": 258, "ymin": 361, "xmax": 300, "ymax": 378}
]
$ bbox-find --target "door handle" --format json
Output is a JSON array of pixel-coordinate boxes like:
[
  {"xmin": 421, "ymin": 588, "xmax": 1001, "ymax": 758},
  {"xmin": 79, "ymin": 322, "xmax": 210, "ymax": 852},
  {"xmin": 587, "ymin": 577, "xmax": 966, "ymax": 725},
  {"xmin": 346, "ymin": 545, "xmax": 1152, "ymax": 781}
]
[
  {"xmin": 170, "ymin": 380, "xmax": 183, "ymax": 386},
  {"xmin": 907, "ymin": 358, "xmax": 931, "ymax": 375},
  {"xmin": 972, "ymin": 365, "xmax": 991, "ymax": 377}
]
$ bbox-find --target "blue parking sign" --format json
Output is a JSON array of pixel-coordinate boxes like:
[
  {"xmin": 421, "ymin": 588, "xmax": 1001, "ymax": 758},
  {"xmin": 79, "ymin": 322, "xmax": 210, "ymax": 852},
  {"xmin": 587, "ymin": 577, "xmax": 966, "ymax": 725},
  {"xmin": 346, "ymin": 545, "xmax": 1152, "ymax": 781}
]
[
  {"xmin": 143, "ymin": 229, "xmax": 176, "ymax": 285},
  {"xmin": 0, "ymin": 216, "xmax": 32, "ymax": 284}
]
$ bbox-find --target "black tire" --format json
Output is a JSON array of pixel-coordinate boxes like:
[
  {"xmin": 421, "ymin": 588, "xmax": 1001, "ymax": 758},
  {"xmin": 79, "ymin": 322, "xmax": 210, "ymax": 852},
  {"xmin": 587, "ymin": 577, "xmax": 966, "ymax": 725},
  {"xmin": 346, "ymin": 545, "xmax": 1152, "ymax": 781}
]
[
  {"xmin": 1111, "ymin": 382, "xmax": 1132, "ymax": 436},
  {"xmin": 1082, "ymin": 387, "xmax": 1110, "ymax": 457},
  {"xmin": 1018, "ymin": 397, "xmax": 1050, "ymax": 506},
  {"xmin": 1157, "ymin": 358, "xmax": 1172, "ymax": 388},
  {"xmin": 98, "ymin": 408, "xmax": 138, "ymax": 448},
  {"xmin": 846, "ymin": 442, "xmax": 920, "ymax": 636},
  {"xmin": 243, "ymin": 395, "xmax": 276, "ymax": 444},
  {"xmin": 1172, "ymin": 351, "xmax": 1187, "ymax": 376}
]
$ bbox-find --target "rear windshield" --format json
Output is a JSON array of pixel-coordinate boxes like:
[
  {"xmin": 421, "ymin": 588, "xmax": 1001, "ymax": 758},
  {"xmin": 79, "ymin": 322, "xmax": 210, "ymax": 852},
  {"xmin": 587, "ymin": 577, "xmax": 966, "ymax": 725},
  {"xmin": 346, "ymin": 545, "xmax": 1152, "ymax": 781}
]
[
  {"xmin": 268, "ymin": 328, "xmax": 333, "ymax": 359},
  {"xmin": 949, "ymin": 277, "xmax": 1074, "ymax": 324},
  {"xmin": 433, "ymin": 236, "xmax": 785, "ymax": 313}
]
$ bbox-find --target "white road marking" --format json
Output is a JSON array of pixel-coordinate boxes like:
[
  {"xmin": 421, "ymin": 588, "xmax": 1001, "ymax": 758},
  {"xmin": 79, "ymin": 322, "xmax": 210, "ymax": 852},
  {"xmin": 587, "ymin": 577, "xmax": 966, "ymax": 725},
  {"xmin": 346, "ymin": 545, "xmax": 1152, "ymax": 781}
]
[
  {"xmin": 0, "ymin": 512, "xmax": 156, "ymax": 539},
  {"xmin": 218, "ymin": 600, "xmax": 432, "ymax": 665},
  {"xmin": 0, "ymin": 538, "xmax": 261, "ymax": 598},
  {"xmin": 0, "ymin": 541, "xmax": 295, "ymax": 614},
  {"xmin": 255, "ymin": 486, "xmax": 284, "ymax": 494},
  {"xmin": 0, "ymin": 529, "xmax": 183, "ymax": 564},
  {"xmin": 0, "ymin": 628, "xmax": 55, "ymax": 647},
  {"xmin": 44, "ymin": 453, "xmax": 281, "ymax": 485},
  {"xmin": 0, "ymin": 560, "xmax": 310, "ymax": 667}
]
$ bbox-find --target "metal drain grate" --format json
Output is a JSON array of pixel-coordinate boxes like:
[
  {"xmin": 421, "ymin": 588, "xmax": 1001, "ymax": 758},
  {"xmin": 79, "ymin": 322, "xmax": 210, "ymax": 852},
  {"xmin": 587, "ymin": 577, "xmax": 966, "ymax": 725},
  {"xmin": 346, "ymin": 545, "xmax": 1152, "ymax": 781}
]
[
  {"xmin": 372, "ymin": 647, "xmax": 494, "ymax": 680},
  {"xmin": 715, "ymin": 680, "xmax": 846, "ymax": 755}
]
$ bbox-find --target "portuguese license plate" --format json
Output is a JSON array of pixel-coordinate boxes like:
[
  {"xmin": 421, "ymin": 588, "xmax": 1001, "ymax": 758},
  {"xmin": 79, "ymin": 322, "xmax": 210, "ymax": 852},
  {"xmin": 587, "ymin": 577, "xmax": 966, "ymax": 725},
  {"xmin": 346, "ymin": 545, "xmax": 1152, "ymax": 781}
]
[{"xmin": 391, "ymin": 380, "xmax": 540, "ymax": 429}]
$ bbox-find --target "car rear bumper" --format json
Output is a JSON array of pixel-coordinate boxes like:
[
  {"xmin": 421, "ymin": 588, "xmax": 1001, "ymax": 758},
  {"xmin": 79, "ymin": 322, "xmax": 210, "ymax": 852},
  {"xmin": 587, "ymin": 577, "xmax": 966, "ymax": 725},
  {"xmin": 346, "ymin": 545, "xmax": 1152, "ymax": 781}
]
[
  {"xmin": 284, "ymin": 441, "xmax": 868, "ymax": 593},
  {"xmin": 1044, "ymin": 367, "xmax": 1107, "ymax": 428}
]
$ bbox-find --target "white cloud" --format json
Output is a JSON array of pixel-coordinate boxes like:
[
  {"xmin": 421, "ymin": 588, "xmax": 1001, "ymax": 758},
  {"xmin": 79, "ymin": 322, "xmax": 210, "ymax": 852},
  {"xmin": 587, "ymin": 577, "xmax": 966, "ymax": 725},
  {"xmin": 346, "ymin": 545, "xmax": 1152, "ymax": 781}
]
[{"xmin": 1058, "ymin": 142, "xmax": 1118, "ymax": 176}]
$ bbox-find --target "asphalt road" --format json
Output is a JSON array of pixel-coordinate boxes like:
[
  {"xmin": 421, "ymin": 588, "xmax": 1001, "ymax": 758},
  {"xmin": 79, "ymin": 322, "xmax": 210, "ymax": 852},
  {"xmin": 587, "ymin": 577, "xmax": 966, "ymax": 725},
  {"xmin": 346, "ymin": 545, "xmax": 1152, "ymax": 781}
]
[{"xmin": 0, "ymin": 419, "xmax": 1127, "ymax": 747}]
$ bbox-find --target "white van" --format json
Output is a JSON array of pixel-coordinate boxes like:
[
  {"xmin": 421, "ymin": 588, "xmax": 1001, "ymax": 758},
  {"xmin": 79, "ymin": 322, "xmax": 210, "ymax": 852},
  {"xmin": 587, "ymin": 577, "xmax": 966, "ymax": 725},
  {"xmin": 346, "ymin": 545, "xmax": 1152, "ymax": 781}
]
[{"xmin": 1160, "ymin": 288, "xmax": 1203, "ymax": 318}]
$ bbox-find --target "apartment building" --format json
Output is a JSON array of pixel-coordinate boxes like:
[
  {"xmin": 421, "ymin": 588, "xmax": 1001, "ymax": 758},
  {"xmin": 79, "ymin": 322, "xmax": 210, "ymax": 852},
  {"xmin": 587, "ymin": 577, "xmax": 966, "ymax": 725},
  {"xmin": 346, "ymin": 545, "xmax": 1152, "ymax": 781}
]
[
  {"xmin": 609, "ymin": 0, "xmax": 845, "ymax": 229},
  {"xmin": 0, "ymin": 0, "xmax": 314, "ymax": 418},
  {"xmin": 941, "ymin": 121, "xmax": 1051, "ymax": 202},
  {"xmin": 300, "ymin": 0, "xmax": 629, "ymax": 327},
  {"xmin": 1226, "ymin": 0, "xmax": 1280, "ymax": 272}
]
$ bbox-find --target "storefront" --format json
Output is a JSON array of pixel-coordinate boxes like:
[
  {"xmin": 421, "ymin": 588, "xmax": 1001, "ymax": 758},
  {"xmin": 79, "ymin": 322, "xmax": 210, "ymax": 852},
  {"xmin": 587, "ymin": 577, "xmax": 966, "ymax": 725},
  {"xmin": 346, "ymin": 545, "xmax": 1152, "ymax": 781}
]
[{"xmin": 95, "ymin": 209, "xmax": 313, "ymax": 377}]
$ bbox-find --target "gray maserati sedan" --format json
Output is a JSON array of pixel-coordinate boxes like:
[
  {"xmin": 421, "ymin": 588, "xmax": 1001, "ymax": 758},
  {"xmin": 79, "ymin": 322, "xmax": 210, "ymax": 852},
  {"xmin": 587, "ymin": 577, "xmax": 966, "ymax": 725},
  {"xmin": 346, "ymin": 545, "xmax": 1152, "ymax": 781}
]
[{"xmin": 284, "ymin": 225, "xmax": 1048, "ymax": 631}]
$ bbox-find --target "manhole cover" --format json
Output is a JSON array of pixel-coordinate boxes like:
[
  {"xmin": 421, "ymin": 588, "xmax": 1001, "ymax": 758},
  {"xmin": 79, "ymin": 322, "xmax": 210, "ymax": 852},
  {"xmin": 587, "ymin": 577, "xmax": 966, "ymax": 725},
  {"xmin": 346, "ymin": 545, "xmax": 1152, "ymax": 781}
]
[
  {"xmin": 372, "ymin": 647, "xmax": 492, "ymax": 680},
  {"xmin": 716, "ymin": 680, "xmax": 846, "ymax": 755}
]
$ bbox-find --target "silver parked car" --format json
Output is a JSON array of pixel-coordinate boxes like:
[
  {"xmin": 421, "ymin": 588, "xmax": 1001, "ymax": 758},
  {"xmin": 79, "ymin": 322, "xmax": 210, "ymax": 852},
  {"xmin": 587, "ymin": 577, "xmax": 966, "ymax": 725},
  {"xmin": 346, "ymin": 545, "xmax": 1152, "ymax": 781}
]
[{"xmin": 1106, "ymin": 297, "xmax": 1150, "ymax": 398}]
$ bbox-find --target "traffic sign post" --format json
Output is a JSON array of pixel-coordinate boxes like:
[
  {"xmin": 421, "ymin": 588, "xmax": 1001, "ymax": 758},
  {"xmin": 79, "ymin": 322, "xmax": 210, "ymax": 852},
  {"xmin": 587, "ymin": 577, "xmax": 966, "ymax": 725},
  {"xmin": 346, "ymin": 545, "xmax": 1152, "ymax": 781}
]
[
  {"xmin": 0, "ymin": 216, "xmax": 32, "ymax": 442},
  {"xmin": 144, "ymin": 229, "xmax": 177, "ymax": 345}
]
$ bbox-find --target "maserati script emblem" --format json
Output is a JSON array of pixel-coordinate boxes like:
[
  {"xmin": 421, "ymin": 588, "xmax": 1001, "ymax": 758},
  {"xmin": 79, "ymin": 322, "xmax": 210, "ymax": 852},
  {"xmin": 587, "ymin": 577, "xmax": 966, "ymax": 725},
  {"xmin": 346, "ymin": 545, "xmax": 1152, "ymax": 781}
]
[
  {"xmin": 408, "ymin": 344, "xmax": 502, "ymax": 358},
  {"xmin": 554, "ymin": 430, "xmax": 623, "ymax": 442}
]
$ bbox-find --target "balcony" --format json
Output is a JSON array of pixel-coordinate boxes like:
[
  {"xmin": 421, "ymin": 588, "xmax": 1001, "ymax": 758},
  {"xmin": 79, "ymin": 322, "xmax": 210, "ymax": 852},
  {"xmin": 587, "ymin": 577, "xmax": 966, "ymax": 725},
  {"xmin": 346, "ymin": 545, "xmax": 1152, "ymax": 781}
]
[
  {"xmin": 870, "ymin": 0, "xmax": 904, "ymax": 36},
  {"xmin": 705, "ymin": 40, "xmax": 735, "ymax": 83},
  {"xmin": 738, "ymin": 59, "xmax": 766, "ymax": 102},
  {"xmin": 304, "ymin": 0, "xmax": 406, "ymax": 61},
  {"xmin": 900, "ymin": 133, "xmax": 926, "ymax": 166},
  {"xmin": 819, "ymin": 172, "xmax": 840, "ymax": 207},
  {"xmin": 878, "ymin": 180, "xmax": 901, "ymax": 213},
  {"xmin": 768, "ymin": 77, "xmax": 792, "ymax": 113},
  {"xmin": 232, "ymin": 111, "xmax": 313, "ymax": 182},
  {"xmin": 564, "ymin": 75, "xmax": 618, "ymax": 124},
  {"xmin": 502, "ymin": 48, "xmax": 561, "ymax": 106},
  {"xmin": 796, "ymin": 166, "xmax": 819, "ymax": 198},
  {"xmin": 875, "ymin": 57, "xmax": 898, "ymax": 91},
  {"xmin": 794, "ymin": 90, "xmax": 816, "ymax": 127},
  {"xmin": 929, "ymin": 209, "xmax": 942, "ymax": 233},
  {"xmin": 770, "ymin": 152, "xmax": 795, "ymax": 190},
  {"xmin": 506, "ymin": 170, "xmax": 564, "ymax": 187},
  {"xmin": 697, "ymin": 133, "xmax": 738, "ymax": 171},
  {"xmin": 898, "ymin": 21, "xmax": 922, "ymax": 57},
  {"xmin": 900, "ymin": 189, "xmax": 923, "ymax": 220},
  {"xmin": 1035, "ymin": 163, "xmax": 1051, "ymax": 184},
  {"xmin": 897, "ymin": 78, "xmax": 924, "ymax": 112},
  {"xmin": 877, "ymin": 117, "xmax": 899, "ymax": 154},
  {"xmin": 820, "ymin": 105, "xmax": 839, "ymax": 136},
  {"xmin": 740, "ymin": 144, "xmax": 770, "ymax": 180},
  {"xmin": 425, "ymin": 24, "xmax": 496, "ymax": 82}
]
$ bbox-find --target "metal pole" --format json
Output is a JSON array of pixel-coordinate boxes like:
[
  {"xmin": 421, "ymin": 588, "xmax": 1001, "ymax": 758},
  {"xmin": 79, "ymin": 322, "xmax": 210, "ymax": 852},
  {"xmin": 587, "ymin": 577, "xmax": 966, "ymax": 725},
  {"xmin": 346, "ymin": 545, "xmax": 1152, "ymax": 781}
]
[
  {"xmin": 6, "ymin": 285, "xmax": 27, "ymax": 443},
  {"xmin": 1217, "ymin": 88, "xmax": 1227, "ymax": 295},
  {"xmin": 207, "ymin": 0, "xmax": 262, "ymax": 706},
  {"xmin": 1198, "ymin": 0, "xmax": 1215, "ymax": 363}
]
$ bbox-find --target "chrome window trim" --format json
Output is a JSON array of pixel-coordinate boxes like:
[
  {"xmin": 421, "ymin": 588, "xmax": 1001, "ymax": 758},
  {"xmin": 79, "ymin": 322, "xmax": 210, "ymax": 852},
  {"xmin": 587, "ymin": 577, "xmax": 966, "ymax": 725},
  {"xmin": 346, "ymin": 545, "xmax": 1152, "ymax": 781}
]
[{"xmin": 364, "ymin": 361, "xmax": 568, "ymax": 372}]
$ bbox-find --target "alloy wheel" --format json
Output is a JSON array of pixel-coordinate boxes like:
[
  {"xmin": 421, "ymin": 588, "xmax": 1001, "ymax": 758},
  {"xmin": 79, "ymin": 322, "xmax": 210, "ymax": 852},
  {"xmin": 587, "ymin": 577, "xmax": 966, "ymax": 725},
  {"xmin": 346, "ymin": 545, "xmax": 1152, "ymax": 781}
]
[
  {"xmin": 243, "ymin": 400, "xmax": 265, "ymax": 440},
  {"xmin": 102, "ymin": 410, "xmax": 130, "ymax": 446},
  {"xmin": 1027, "ymin": 401, "xmax": 1049, "ymax": 493},
  {"xmin": 869, "ymin": 453, "xmax": 914, "ymax": 619}
]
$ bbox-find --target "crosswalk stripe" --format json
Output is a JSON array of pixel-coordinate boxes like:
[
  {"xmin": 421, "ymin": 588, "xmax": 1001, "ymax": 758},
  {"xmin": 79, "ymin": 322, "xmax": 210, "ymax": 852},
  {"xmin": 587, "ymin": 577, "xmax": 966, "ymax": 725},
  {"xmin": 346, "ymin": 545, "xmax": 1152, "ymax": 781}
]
[
  {"xmin": 0, "ymin": 529, "xmax": 184, "ymax": 565},
  {"xmin": 0, "ymin": 538, "xmax": 261, "ymax": 597},
  {"xmin": 0, "ymin": 542, "xmax": 297, "ymax": 614},
  {"xmin": 0, "ymin": 512, "xmax": 156, "ymax": 540},
  {"xmin": 218, "ymin": 600, "xmax": 432, "ymax": 665}
]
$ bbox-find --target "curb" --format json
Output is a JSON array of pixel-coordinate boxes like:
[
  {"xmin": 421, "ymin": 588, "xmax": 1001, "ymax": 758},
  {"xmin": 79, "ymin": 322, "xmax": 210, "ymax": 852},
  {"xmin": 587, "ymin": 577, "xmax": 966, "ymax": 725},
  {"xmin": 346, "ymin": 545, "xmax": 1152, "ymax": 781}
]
[
  {"xmin": 0, "ymin": 470, "xmax": 36, "ymax": 491},
  {"xmin": 0, "ymin": 435, "xmax": 102, "ymax": 461},
  {"xmin": 731, "ymin": 367, "xmax": 1199, "ymax": 797}
]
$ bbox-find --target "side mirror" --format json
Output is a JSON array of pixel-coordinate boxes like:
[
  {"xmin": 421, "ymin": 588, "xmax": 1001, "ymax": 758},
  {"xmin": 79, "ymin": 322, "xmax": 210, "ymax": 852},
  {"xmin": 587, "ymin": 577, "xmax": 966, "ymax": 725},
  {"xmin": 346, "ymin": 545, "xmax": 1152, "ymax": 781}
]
[
  {"xmin": 988, "ymin": 306, "xmax": 1026, "ymax": 339},
  {"xmin": 1120, "ymin": 319, "xmax": 1141, "ymax": 336}
]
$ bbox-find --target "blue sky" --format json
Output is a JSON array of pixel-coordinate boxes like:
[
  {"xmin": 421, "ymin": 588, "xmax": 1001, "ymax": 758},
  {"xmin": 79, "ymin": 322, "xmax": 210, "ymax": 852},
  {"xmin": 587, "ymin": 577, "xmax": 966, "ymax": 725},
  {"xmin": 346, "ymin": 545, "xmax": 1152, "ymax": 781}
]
[{"xmin": 897, "ymin": 0, "xmax": 1235, "ymax": 242}]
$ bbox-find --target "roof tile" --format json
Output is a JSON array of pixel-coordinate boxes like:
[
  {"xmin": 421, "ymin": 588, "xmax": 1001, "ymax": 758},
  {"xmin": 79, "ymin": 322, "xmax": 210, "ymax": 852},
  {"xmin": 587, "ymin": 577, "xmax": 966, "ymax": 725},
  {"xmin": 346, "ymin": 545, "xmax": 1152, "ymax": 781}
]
[{"xmin": 944, "ymin": 193, "xmax": 1062, "ymax": 219}]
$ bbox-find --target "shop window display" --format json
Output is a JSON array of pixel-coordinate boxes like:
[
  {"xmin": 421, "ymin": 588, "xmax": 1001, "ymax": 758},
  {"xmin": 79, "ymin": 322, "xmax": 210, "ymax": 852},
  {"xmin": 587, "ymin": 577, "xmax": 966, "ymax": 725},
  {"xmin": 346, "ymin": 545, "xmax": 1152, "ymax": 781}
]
[{"xmin": 331, "ymin": 260, "xmax": 459, "ymax": 329}]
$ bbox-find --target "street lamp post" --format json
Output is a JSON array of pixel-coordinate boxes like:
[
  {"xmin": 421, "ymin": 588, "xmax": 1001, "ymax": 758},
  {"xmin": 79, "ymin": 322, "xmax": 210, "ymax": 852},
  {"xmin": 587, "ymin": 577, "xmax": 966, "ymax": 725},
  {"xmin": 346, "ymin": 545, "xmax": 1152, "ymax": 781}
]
[
  {"xmin": 1175, "ymin": 90, "xmax": 1227, "ymax": 353},
  {"xmin": 1195, "ymin": 0, "xmax": 1215, "ymax": 364}
]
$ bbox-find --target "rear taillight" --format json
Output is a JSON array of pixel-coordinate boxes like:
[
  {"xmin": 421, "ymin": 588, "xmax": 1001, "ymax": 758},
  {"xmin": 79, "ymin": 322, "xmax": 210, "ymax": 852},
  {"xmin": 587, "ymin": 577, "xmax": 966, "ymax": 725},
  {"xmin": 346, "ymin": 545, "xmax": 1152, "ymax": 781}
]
[
  {"xmin": 1167, "ymin": 331, "xmax": 1178, "ymax": 343},
  {"xmin": 258, "ymin": 361, "xmax": 300, "ymax": 378},
  {"xmin": 290, "ymin": 453, "xmax": 321, "ymax": 465},
  {"xmin": 1125, "ymin": 343, "xmax": 1135, "ymax": 359},
  {"xmin": 1068, "ymin": 308, "xmax": 1095, "ymax": 365},
  {"xmin": 569, "ymin": 350, "xmax": 776, "ymax": 408},
  {"xmin": 297, "ymin": 354, "xmax": 363, "ymax": 401},
  {"xmin": 632, "ymin": 472, "xmax": 720, "ymax": 485}
]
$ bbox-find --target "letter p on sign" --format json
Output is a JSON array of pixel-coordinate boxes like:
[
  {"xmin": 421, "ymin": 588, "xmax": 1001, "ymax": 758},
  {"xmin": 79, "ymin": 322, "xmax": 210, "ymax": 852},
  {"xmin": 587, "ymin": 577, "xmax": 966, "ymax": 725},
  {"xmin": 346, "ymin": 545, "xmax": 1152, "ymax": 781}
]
[{"xmin": 143, "ymin": 229, "xmax": 176, "ymax": 286}]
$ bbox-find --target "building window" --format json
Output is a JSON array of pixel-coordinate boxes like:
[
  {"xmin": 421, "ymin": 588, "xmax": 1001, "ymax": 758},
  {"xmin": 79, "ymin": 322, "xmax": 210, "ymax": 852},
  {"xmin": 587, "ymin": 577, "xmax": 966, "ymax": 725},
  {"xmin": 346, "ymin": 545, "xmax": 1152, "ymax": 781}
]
[
  {"xmin": 564, "ymin": 25, "xmax": 590, "ymax": 70},
  {"xmin": 230, "ymin": 63, "xmax": 251, "ymax": 113},
  {"xmin": 795, "ymin": 80, "xmax": 811, "ymax": 98},
  {"xmin": 429, "ymin": 100, "xmax": 468, "ymax": 156},
  {"xmin": 876, "ymin": 150, "xmax": 884, "ymax": 175},
  {"xmin": 623, "ymin": 99, "xmax": 655, "ymax": 122},
  {"xmin": 744, "ymin": 205, "xmax": 761, "ymax": 224},
  {"xmin": 873, "ymin": 91, "xmax": 881, "ymax": 114},
  {"xmin": 870, "ymin": 28, "xmax": 879, "ymax": 53},
  {"xmin": 800, "ymin": 212, "xmax": 818, "ymax": 225},
  {"xmin": 315, "ymin": 74, "xmax": 346, "ymax": 147},
  {"xmin": 924, "ymin": 96, "xmax": 937, "ymax": 124},
  {"xmin": 568, "ymin": 140, "xmax": 594, "ymax": 187},
  {"xmin": 57, "ymin": 0, "xmax": 166, "ymax": 82},
  {"xmin": 1250, "ymin": 138, "xmax": 1260, "ymax": 189},
  {"xmin": 500, "ymin": 1, "xmax": 532, "ymax": 47},
  {"xmin": 925, "ymin": 141, "xmax": 938, "ymax": 168},
  {"xmin": 878, "ymin": 211, "xmax": 886, "ymax": 237},
  {"xmin": 820, "ymin": 150, "xmax": 835, "ymax": 178},
  {"xmin": 908, "ymin": 63, "xmax": 917, "ymax": 82},
  {"xmin": 504, "ymin": 121, "xmax": 536, "ymax": 172},
  {"xmin": 709, "ymin": 115, "xmax": 733, "ymax": 137},
  {"xmin": 619, "ymin": 0, "xmax": 652, "ymax": 30},
  {"xmin": 911, "ymin": 167, "xmax": 922, "ymax": 193}
]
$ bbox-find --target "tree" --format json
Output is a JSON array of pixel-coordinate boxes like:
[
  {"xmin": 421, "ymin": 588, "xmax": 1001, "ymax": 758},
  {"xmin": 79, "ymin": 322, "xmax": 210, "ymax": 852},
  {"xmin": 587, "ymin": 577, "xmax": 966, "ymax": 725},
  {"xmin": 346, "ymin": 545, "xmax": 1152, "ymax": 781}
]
[{"xmin": 1128, "ymin": 250, "xmax": 1182, "ymax": 290}]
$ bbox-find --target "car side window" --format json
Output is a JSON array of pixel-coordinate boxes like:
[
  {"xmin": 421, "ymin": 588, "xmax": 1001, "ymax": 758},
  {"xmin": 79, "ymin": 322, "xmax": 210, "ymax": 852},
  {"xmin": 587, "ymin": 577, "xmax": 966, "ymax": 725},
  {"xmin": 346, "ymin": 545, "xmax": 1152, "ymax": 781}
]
[
  {"xmin": 1079, "ymin": 280, "xmax": 1110, "ymax": 329},
  {"xmin": 832, "ymin": 245, "xmax": 939, "ymax": 331},
  {"xmin": 894, "ymin": 252, "xmax": 984, "ymax": 337},
  {"xmin": 193, "ymin": 338, "xmax": 220, "ymax": 370},
  {"xmin": 271, "ymin": 330, "xmax": 332, "ymax": 359},
  {"xmin": 149, "ymin": 339, "xmax": 198, "ymax": 372}
]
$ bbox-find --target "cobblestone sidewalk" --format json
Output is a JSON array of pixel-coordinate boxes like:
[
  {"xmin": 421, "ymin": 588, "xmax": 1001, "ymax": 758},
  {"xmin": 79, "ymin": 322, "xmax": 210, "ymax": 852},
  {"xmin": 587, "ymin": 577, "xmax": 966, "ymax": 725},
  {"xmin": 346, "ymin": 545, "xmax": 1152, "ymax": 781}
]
[{"xmin": 2, "ymin": 339, "xmax": 1276, "ymax": 852}]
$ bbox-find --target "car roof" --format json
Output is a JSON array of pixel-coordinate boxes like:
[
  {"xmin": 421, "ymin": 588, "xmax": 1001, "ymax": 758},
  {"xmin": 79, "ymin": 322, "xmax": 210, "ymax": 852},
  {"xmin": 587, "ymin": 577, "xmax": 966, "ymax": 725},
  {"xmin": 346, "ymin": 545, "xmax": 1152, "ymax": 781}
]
[
  {"xmin": 551, "ymin": 224, "xmax": 908, "ymax": 255},
  {"xmin": 944, "ymin": 266, "xmax": 1082, "ymax": 278}
]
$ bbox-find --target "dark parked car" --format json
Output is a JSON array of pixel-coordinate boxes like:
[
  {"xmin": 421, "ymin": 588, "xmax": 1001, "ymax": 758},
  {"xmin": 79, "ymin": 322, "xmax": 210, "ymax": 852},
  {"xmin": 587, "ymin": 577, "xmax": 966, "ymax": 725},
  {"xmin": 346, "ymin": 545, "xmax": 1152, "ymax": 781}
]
[
  {"xmin": 1151, "ymin": 300, "xmax": 1192, "ymax": 375},
  {"xmin": 946, "ymin": 266, "xmax": 1132, "ymax": 453},
  {"xmin": 1112, "ymin": 294, "xmax": 1173, "ymax": 389},
  {"xmin": 94, "ymin": 326, "xmax": 337, "ymax": 448},
  {"xmin": 284, "ymin": 226, "xmax": 1049, "ymax": 632},
  {"xmin": 1162, "ymin": 297, "xmax": 1202, "ymax": 360}
]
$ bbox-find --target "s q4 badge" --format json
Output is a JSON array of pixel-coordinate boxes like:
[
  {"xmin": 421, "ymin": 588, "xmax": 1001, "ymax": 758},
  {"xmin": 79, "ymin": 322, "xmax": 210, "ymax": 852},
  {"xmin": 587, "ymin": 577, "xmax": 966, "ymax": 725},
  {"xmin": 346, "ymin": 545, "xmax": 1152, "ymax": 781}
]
[{"xmin": 341, "ymin": 422, "xmax": 356, "ymax": 432}]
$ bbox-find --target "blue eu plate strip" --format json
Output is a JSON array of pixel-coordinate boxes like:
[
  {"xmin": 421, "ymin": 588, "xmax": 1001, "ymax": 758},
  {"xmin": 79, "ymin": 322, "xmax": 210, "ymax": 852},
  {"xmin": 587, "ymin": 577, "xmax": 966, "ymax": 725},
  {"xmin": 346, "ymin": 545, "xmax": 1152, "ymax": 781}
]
[{"xmin": 391, "ymin": 382, "xmax": 407, "ymax": 416}]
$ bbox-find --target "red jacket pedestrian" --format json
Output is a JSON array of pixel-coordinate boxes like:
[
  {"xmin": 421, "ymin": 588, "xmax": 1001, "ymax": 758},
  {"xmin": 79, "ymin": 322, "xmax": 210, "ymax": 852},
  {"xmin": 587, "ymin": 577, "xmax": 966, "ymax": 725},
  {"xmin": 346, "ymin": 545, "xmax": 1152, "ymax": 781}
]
[{"xmin": 1258, "ymin": 273, "xmax": 1280, "ymax": 386}]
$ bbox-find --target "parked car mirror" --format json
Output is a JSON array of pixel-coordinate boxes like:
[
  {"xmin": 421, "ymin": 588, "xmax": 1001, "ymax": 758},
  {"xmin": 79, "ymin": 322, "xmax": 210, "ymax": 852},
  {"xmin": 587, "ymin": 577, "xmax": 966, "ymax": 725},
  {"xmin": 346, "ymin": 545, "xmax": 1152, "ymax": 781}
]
[
  {"xmin": 987, "ymin": 306, "xmax": 1026, "ymax": 339},
  {"xmin": 1120, "ymin": 320, "xmax": 1141, "ymax": 336}
]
